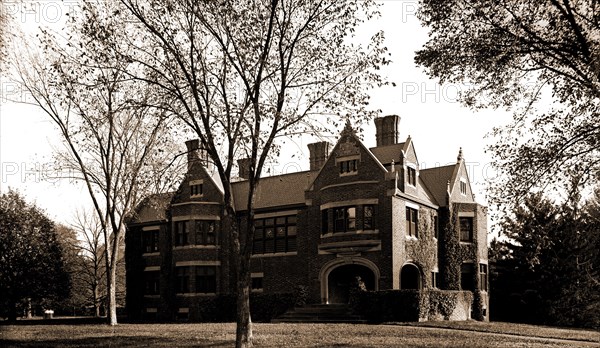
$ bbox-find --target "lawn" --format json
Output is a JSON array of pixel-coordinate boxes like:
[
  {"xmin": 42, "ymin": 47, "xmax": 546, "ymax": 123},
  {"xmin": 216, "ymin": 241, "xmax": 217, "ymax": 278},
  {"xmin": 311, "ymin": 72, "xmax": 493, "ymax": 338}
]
[{"xmin": 0, "ymin": 319, "xmax": 598, "ymax": 347}]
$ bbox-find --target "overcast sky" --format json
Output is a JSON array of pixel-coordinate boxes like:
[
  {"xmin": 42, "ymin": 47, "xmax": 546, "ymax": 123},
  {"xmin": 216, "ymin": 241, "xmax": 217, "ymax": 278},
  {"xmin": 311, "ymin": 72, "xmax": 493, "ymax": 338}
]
[{"xmin": 0, "ymin": 1, "xmax": 513, "ymax": 225}]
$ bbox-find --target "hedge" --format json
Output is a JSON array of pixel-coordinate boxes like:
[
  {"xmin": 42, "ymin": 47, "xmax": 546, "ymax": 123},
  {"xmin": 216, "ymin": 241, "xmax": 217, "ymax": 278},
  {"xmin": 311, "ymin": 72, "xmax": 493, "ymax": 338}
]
[
  {"xmin": 194, "ymin": 292, "xmax": 296, "ymax": 322},
  {"xmin": 352, "ymin": 289, "xmax": 473, "ymax": 322}
]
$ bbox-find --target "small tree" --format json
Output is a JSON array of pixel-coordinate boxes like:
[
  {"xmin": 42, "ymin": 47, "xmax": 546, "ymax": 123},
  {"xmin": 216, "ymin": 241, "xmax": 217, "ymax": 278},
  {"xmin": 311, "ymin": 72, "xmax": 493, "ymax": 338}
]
[{"xmin": 0, "ymin": 189, "xmax": 71, "ymax": 321}]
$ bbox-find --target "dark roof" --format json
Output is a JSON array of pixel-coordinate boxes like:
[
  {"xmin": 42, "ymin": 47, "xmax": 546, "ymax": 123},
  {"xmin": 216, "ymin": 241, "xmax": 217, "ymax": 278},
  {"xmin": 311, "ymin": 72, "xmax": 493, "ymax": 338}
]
[
  {"xmin": 369, "ymin": 143, "xmax": 405, "ymax": 165},
  {"xmin": 130, "ymin": 192, "xmax": 174, "ymax": 223},
  {"xmin": 231, "ymin": 171, "xmax": 318, "ymax": 210},
  {"xmin": 419, "ymin": 165, "xmax": 455, "ymax": 206}
]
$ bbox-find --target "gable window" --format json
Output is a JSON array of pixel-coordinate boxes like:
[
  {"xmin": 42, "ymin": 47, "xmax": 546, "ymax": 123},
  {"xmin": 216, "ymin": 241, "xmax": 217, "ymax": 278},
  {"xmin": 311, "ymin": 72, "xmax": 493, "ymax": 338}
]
[
  {"xmin": 459, "ymin": 217, "xmax": 473, "ymax": 242},
  {"xmin": 407, "ymin": 167, "xmax": 416, "ymax": 186},
  {"xmin": 194, "ymin": 220, "xmax": 217, "ymax": 245},
  {"xmin": 142, "ymin": 229, "xmax": 159, "ymax": 253},
  {"xmin": 174, "ymin": 221, "xmax": 189, "ymax": 246},
  {"xmin": 190, "ymin": 180, "xmax": 203, "ymax": 197},
  {"xmin": 339, "ymin": 159, "xmax": 358, "ymax": 174},
  {"xmin": 253, "ymin": 215, "xmax": 297, "ymax": 254},
  {"xmin": 363, "ymin": 205, "xmax": 375, "ymax": 230},
  {"xmin": 175, "ymin": 267, "xmax": 190, "ymax": 293},
  {"xmin": 334, "ymin": 206, "xmax": 356, "ymax": 232},
  {"xmin": 460, "ymin": 180, "xmax": 467, "ymax": 195},
  {"xmin": 195, "ymin": 266, "xmax": 216, "ymax": 293},
  {"xmin": 144, "ymin": 271, "xmax": 160, "ymax": 295},
  {"xmin": 406, "ymin": 207, "xmax": 418, "ymax": 238},
  {"xmin": 479, "ymin": 264, "xmax": 488, "ymax": 291}
]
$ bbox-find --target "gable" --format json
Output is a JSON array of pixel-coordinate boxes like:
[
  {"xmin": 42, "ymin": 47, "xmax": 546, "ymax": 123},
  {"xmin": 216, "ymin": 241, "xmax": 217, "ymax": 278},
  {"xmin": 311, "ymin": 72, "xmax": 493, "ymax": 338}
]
[
  {"xmin": 448, "ymin": 161, "xmax": 475, "ymax": 203},
  {"xmin": 171, "ymin": 161, "xmax": 224, "ymax": 205},
  {"xmin": 309, "ymin": 129, "xmax": 387, "ymax": 192}
]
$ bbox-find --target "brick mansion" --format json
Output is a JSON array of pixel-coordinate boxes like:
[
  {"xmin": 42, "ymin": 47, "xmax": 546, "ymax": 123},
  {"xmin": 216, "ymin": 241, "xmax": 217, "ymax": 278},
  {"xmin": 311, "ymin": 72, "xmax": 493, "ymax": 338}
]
[{"xmin": 125, "ymin": 115, "xmax": 489, "ymax": 321}]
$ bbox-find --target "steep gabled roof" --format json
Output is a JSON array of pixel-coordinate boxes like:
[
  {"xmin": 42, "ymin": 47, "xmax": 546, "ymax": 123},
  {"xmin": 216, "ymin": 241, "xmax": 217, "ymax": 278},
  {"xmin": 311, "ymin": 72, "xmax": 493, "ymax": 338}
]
[
  {"xmin": 129, "ymin": 192, "xmax": 174, "ymax": 224},
  {"xmin": 231, "ymin": 171, "xmax": 318, "ymax": 211},
  {"xmin": 419, "ymin": 164, "xmax": 455, "ymax": 206},
  {"xmin": 369, "ymin": 143, "xmax": 405, "ymax": 165}
]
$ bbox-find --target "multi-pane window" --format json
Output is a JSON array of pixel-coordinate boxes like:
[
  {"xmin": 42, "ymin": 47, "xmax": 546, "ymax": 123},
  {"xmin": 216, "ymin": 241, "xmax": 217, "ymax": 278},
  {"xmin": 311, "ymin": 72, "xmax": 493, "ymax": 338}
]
[
  {"xmin": 194, "ymin": 220, "xmax": 217, "ymax": 245},
  {"xmin": 253, "ymin": 215, "xmax": 297, "ymax": 254},
  {"xmin": 190, "ymin": 183, "xmax": 203, "ymax": 197},
  {"xmin": 460, "ymin": 180, "xmax": 467, "ymax": 195},
  {"xmin": 144, "ymin": 271, "xmax": 160, "ymax": 295},
  {"xmin": 431, "ymin": 271, "xmax": 440, "ymax": 289},
  {"xmin": 142, "ymin": 229, "xmax": 159, "ymax": 253},
  {"xmin": 174, "ymin": 221, "xmax": 189, "ymax": 246},
  {"xmin": 175, "ymin": 267, "xmax": 190, "ymax": 293},
  {"xmin": 407, "ymin": 167, "xmax": 416, "ymax": 186},
  {"xmin": 195, "ymin": 266, "xmax": 217, "ymax": 293},
  {"xmin": 363, "ymin": 205, "xmax": 374, "ymax": 230},
  {"xmin": 406, "ymin": 207, "xmax": 418, "ymax": 238},
  {"xmin": 459, "ymin": 217, "xmax": 473, "ymax": 242},
  {"xmin": 433, "ymin": 214, "xmax": 439, "ymax": 239},
  {"xmin": 339, "ymin": 159, "xmax": 358, "ymax": 174},
  {"xmin": 479, "ymin": 264, "xmax": 488, "ymax": 291},
  {"xmin": 461, "ymin": 263, "xmax": 474, "ymax": 291},
  {"xmin": 334, "ymin": 207, "xmax": 356, "ymax": 232}
]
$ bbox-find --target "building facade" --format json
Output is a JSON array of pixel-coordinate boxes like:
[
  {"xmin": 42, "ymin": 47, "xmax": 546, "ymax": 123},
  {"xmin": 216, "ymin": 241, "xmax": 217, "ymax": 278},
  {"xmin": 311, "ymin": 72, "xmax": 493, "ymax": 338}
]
[{"xmin": 125, "ymin": 115, "xmax": 489, "ymax": 321}]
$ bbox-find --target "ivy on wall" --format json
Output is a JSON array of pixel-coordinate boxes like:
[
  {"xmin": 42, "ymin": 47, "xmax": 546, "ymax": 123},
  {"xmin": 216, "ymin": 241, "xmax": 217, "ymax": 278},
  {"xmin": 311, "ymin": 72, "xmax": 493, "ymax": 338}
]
[{"xmin": 404, "ymin": 208, "xmax": 438, "ymax": 288}]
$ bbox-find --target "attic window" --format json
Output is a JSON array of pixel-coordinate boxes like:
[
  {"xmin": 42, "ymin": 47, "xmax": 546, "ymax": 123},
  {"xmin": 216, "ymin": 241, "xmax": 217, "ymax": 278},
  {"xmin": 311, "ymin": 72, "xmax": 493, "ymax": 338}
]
[
  {"xmin": 460, "ymin": 179, "xmax": 467, "ymax": 195},
  {"xmin": 407, "ymin": 167, "xmax": 416, "ymax": 186},
  {"xmin": 339, "ymin": 159, "xmax": 358, "ymax": 175},
  {"xmin": 190, "ymin": 180, "xmax": 203, "ymax": 197}
]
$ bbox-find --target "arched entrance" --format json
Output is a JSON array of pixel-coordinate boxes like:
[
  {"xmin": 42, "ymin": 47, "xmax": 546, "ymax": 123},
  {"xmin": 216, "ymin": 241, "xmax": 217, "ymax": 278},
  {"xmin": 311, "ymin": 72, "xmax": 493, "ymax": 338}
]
[
  {"xmin": 319, "ymin": 258, "xmax": 379, "ymax": 304},
  {"xmin": 328, "ymin": 264, "xmax": 375, "ymax": 303},
  {"xmin": 400, "ymin": 263, "xmax": 422, "ymax": 289}
]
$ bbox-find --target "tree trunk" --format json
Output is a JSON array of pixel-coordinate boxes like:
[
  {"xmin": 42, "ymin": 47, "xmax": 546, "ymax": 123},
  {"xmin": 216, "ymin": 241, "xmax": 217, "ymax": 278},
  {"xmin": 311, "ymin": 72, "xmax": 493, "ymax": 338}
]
[
  {"xmin": 106, "ymin": 263, "xmax": 118, "ymax": 325},
  {"xmin": 235, "ymin": 255, "xmax": 252, "ymax": 348},
  {"xmin": 93, "ymin": 283, "xmax": 100, "ymax": 317}
]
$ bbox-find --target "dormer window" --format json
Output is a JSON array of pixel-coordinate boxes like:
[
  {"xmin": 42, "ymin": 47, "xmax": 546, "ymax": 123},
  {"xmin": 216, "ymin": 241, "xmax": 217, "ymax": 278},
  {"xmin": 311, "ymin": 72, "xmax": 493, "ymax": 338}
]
[
  {"xmin": 339, "ymin": 159, "xmax": 358, "ymax": 174},
  {"xmin": 407, "ymin": 167, "xmax": 416, "ymax": 186},
  {"xmin": 190, "ymin": 180, "xmax": 203, "ymax": 197}
]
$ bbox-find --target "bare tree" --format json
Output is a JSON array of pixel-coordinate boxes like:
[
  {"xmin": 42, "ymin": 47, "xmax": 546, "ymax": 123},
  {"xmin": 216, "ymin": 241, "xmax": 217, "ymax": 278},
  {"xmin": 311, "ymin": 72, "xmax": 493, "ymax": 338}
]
[
  {"xmin": 106, "ymin": 0, "xmax": 389, "ymax": 345},
  {"xmin": 10, "ymin": 5, "xmax": 182, "ymax": 324}
]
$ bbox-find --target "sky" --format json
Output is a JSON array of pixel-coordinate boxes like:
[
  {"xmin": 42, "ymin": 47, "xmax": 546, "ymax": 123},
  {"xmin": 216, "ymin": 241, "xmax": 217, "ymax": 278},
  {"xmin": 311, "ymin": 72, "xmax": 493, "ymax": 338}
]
[{"xmin": 0, "ymin": 0, "xmax": 513, "ymax": 226}]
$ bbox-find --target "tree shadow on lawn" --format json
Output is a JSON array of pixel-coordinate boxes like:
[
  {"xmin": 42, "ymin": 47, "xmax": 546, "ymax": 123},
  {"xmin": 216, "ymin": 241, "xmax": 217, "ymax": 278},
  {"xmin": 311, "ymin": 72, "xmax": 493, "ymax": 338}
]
[
  {"xmin": 0, "ymin": 317, "xmax": 107, "ymax": 326},
  {"xmin": 0, "ymin": 336, "xmax": 232, "ymax": 348}
]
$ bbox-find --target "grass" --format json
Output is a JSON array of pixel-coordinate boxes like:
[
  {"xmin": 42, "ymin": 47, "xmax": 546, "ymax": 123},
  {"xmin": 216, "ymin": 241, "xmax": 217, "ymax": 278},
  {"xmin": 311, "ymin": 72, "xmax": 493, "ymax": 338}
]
[{"xmin": 0, "ymin": 319, "xmax": 598, "ymax": 347}]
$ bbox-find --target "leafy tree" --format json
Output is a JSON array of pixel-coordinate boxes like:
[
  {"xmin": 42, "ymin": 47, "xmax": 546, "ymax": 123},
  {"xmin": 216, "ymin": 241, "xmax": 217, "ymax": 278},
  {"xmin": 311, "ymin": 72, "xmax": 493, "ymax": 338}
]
[
  {"xmin": 491, "ymin": 188, "xmax": 600, "ymax": 328},
  {"xmin": 0, "ymin": 190, "xmax": 70, "ymax": 321},
  {"xmin": 101, "ymin": 0, "xmax": 389, "ymax": 345},
  {"xmin": 415, "ymin": 0, "xmax": 600, "ymax": 212},
  {"xmin": 10, "ymin": 7, "xmax": 183, "ymax": 324}
]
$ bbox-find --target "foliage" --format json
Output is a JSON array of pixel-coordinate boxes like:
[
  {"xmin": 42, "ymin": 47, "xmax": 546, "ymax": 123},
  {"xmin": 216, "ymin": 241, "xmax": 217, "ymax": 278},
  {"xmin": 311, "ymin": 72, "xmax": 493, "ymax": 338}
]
[
  {"xmin": 415, "ymin": 0, "xmax": 600, "ymax": 213},
  {"xmin": 0, "ymin": 189, "xmax": 71, "ymax": 321},
  {"xmin": 490, "ymin": 189, "xmax": 600, "ymax": 328},
  {"xmin": 405, "ymin": 208, "xmax": 438, "ymax": 288}
]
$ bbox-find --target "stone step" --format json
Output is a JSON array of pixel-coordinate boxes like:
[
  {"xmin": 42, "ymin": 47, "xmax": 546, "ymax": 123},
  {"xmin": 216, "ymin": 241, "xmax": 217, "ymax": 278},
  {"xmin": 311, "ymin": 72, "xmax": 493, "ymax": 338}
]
[{"xmin": 272, "ymin": 304, "xmax": 366, "ymax": 324}]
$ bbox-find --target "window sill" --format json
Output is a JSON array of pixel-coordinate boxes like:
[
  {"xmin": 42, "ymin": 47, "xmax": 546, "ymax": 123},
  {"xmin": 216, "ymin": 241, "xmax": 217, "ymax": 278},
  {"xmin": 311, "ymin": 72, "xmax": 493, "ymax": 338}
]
[
  {"xmin": 142, "ymin": 252, "xmax": 160, "ymax": 256},
  {"xmin": 251, "ymin": 251, "xmax": 297, "ymax": 258},
  {"xmin": 143, "ymin": 295, "xmax": 160, "ymax": 299},
  {"xmin": 405, "ymin": 235, "xmax": 418, "ymax": 241},
  {"xmin": 339, "ymin": 171, "xmax": 358, "ymax": 177},
  {"xmin": 176, "ymin": 292, "xmax": 217, "ymax": 297},
  {"xmin": 251, "ymin": 289, "xmax": 264, "ymax": 293},
  {"xmin": 173, "ymin": 245, "xmax": 219, "ymax": 250},
  {"xmin": 321, "ymin": 229, "xmax": 379, "ymax": 238},
  {"xmin": 459, "ymin": 241, "xmax": 474, "ymax": 244}
]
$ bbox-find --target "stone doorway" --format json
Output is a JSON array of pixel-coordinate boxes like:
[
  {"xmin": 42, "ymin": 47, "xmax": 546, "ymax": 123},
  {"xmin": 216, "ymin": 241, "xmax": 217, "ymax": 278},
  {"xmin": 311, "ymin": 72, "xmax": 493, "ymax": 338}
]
[{"xmin": 327, "ymin": 264, "xmax": 375, "ymax": 304}]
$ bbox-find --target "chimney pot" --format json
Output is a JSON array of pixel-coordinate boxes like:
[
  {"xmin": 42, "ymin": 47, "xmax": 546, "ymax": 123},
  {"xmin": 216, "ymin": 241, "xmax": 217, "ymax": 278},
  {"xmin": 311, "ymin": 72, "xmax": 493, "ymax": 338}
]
[{"xmin": 238, "ymin": 158, "xmax": 252, "ymax": 180}]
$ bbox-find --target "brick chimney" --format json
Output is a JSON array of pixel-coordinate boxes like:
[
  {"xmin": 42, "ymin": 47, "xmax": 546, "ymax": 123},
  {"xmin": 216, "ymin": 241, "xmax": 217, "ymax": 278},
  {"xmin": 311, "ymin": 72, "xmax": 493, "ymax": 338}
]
[
  {"xmin": 374, "ymin": 115, "xmax": 400, "ymax": 146},
  {"xmin": 307, "ymin": 141, "xmax": 331, "ymax": 171},
  {"xmin": 238, "ymin": 158, "xmax": 252, "ymax": 180},
  {"xmin": 185, "ymin": 139, "xmax": 201, "ymax": 172}
]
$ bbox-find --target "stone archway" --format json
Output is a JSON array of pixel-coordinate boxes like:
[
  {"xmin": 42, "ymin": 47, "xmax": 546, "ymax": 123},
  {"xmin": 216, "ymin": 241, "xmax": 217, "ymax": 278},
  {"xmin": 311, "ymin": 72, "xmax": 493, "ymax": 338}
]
[
  {"xmin": 319, "ymin": 258, "xmax": 379, "ymax": 304},
  {"xmin": 400, "ymin": 263, "xmax": 422, "ymax": 290}
]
